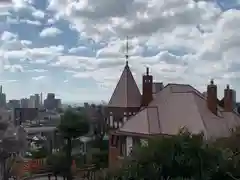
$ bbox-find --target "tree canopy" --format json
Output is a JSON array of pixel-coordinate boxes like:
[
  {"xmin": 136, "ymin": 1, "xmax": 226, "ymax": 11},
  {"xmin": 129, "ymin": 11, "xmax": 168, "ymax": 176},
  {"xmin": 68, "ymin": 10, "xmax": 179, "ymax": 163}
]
[
  {"xmin": 106, "ymin": 129, "xmax": 240, "ymax": 180},
  {"xmin": 58, "ymin": 109, "xmax": 90, "ymax": 139},
  {"xmin": 57, "ymin": 109, "xmax": 90, "ymax": 180}
]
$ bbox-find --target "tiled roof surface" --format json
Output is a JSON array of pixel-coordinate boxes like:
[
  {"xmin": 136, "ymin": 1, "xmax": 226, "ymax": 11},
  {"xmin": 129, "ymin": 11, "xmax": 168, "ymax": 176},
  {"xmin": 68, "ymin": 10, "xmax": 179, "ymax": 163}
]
[
  {"xmin": 108, "ymin": 63, "xmax": 141, "ymax": 108},
  {"xmin": 119, "ymin": 84, "xmax": 240, "ymax": 139}
]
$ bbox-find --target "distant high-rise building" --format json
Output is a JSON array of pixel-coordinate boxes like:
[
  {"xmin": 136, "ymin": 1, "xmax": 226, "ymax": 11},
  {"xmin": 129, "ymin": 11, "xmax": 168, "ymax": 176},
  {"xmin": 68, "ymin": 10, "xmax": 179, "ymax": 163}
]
[
  {"xmin": 20, "ymin": 98, "xmax": 29, "ymax": 108},
  {"xmin": 55, "ymin": 99, "xmax": 62, "ymax": 109},
  {"xmin": 34, "ymin": 94, "xmax": 40, "ymax": 108},
  {"xmin": 44, "ymin": 93, "xmax": 62, "ymax": 110},
  {"xmin": 0, "ymin": 85, "xmax": 6, "ymax": 108},
  {"xmin": 8, "ymin": 99, "xmax": 20, "ymax": 109},
  {"xmin": 40, "ymin": 92, "xmax": 43, "ymax": 106},
  {"xmin": 28, "ymin": 95, "xmax": 35, "ymax": 108},
  {"xmin": 47, "ymin": 93, "xmax": 55, "ymax": 100},
  {"xmin": 28, "ymin": 94, "xmax": 41, "ymax": 108}
]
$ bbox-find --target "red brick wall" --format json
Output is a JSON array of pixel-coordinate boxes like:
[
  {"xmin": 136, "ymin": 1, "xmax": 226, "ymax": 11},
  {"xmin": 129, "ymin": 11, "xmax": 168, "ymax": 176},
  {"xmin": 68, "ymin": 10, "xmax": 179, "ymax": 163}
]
[
  {"xmin": 207, "ymin": 81, "xmax": 217, "ymax": 115},
  {"xmin": 142, "ymin": 72, "xmax": 153, "ymax": 106},
  {"xmin": 108, "ymin": 134, "xmax": 120, "ymax": 168},
  {"xmin": 224, "ymin": 86, "xmax": 235, "ymax": 112}
]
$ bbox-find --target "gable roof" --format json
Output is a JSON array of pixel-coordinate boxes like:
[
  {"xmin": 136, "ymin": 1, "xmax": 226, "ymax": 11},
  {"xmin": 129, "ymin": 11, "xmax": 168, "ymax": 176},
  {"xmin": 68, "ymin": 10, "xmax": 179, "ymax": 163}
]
[
  {"xmin": 118, "ymin": 84, "xmax": 240, "ymax": 139},
  {"xmin": 108, "ymin": 62, "xmax": 141, "ymax": 108}
]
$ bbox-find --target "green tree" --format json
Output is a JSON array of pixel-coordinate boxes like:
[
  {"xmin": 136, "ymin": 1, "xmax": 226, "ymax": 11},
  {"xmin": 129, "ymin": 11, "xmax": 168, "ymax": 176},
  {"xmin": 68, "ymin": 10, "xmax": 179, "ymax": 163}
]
[
  {"xmin": 47, "ymin": 152, "xmax": 68, "ymax": 177},
  {"xmin": 58, "ymin": 110, "xmax": 90, "ymax": 180},
  {"xmin": 106, "ymin": 129, "xmax": 240, "ymax": 180}
]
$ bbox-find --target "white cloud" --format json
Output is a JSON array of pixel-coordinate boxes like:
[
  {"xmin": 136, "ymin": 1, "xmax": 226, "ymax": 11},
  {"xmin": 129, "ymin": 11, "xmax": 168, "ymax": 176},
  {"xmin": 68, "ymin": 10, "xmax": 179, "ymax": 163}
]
[
  {"xmin": 48, "ymin": 0, "xmax": 220, "ymax": 40},
  {"xmin": 1, "ymin": 31, "xmax": 17, "ymax": 41},
  {"xmin": 4, "ymin": 64, "xmax": 24, "ymax": 73},
  {"xmin": 45, "ymin": 0, "xmax": 240, "ymax": 96},
  {"xmin": 68, "ymin": 46, "xmax": 89, "ymax": 54},
  {"xmin": 27, "ymin": 69, "xmax": 48, "ymax": 73},
  {"xmin": 1, "ymin": 0, "xmax": 240, "ymax": 101},
  {"xmin": 32, "ymin": 76, "xmax": 46, "ymax": 80},
  {"xmin": 20, "ymin": 19, "xmax": 41, "ymax": 26},
  {"xmin": 32, "ymin": 9, "xmax": 45, "ymax": 19},
  {"xmin": 0, "ymin": 79, "xmax": 18, "ymax": 83},
  {"xmin": 20, "ymin": 40, "xmax": 32, "ymax": 46},
  {"xmin": 0, "ymin": 0, "xmax": 12, "ymax": 16},
  {"xmin": 39, "ymin": 27, "xmax": 62, "ymax": 38},
  {"xmin": 3, "ymin": 45, "xmax": 64, "ymax": 63}
]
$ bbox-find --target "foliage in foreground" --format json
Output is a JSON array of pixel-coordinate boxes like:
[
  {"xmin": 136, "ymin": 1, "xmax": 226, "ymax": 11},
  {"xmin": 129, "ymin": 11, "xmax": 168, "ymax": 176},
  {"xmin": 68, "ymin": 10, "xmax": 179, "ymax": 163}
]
[
  {"xmin": 58, "ymin": 109, "xmax": 90, "ymax": 180},
  {"xmin": 46, "ymin": 152, "xmax": 68, "ymax": 176},
  {"xmin": 106, "ymin": 129, "xmax": 240, "ymax": 180},
  {"xmin": 25, "ymin": 147, "xmax": 48, "ymax": 159}
]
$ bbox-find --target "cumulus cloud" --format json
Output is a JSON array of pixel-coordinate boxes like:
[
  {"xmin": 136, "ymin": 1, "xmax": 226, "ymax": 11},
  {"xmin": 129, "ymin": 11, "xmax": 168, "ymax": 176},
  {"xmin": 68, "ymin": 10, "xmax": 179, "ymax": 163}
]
[
  {"xmin": 40, "ymin": 27, "xmax": 62, "ymax": 37},
  {"xmin": 3, "ymin": 45, "xmax": 64, "ymax": 62},
  {"xmin": 68, "ymin": 46, "xmax": 89, "ymax": 54},
  {"xmin": 32, "ymin": 76, "xmax": 46, "ymax": 80},
  {"xmin": 44, "ymin": 0, "xmax": 240, "ymax": 96},
  {"xmin": 1, "ymin": 0, "xmax": 240, "ymax": 101},
  {"xmin": 27, "ymin": 69, "xmax": 48, "ymax": 73},
  {"xmin": 4, "ymin": 64, "xmax": 24, "ymax": 73},
  {"xmin": 48, "ymin": 0, "xmax": 220, "ymax": 39},
  {"xmin": 1, "ymin": 31, "xmax": 17, "ymax": 41},
  {"xmin": 32, "ymin": 9, "xmax": 45, "ymax": 19}
]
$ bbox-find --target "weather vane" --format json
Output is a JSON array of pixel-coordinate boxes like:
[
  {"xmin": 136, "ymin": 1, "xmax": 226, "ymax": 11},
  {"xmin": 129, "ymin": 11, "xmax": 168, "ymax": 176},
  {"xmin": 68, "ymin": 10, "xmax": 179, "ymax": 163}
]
[{"xmin": 125, "ymin": 36, "xmax": 129, "ymax": 64}]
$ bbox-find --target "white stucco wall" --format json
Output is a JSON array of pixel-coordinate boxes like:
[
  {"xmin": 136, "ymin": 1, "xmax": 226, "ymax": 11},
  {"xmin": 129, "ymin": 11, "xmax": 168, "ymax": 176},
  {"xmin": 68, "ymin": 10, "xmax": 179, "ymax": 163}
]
[{"xmin": 126, "ymin": 136, "xmax": 133, "ymax": 156}]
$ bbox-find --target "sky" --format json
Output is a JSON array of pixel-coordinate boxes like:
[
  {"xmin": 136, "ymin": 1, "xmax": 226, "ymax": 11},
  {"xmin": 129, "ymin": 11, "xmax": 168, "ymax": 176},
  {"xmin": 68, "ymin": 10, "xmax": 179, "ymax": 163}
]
[{"xmin": 0, "ymin": 0, "xmax": 240, "ymax": 103}]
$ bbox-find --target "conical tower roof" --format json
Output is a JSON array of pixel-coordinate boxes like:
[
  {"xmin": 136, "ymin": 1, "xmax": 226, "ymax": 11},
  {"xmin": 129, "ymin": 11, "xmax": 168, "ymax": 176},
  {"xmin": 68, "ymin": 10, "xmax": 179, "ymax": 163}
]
[{"xmin": 108, "ymin": 62, "xmax": 141, "ymax": 108}]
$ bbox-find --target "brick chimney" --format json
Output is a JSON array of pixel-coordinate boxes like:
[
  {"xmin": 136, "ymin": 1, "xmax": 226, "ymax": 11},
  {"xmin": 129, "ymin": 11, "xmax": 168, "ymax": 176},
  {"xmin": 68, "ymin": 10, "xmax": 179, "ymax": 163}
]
[
  {"xmin": 207, "ymin": 79, "xmax": 217, "ymax": 115},
  {"xmin": 224, "ymin": 84, "xmax": 236, "ymax": 112},
  {"xmin": 142, "ymin": 67, "xmax": 153, "ymax": 106}
]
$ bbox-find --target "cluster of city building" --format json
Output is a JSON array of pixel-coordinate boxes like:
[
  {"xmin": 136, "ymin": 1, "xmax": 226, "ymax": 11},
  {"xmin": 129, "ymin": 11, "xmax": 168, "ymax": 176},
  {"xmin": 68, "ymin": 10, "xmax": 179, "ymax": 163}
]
[{"xmin": 0, "ymin": 86, "xmax": 61, "ymax": 110}]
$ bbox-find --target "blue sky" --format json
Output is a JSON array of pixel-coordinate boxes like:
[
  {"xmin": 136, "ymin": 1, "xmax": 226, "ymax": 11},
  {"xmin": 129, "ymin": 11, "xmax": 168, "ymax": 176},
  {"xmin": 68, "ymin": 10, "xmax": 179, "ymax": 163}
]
[{"xmin": 0, "ymin": 0, "xmax": 240, "ymax": 103}]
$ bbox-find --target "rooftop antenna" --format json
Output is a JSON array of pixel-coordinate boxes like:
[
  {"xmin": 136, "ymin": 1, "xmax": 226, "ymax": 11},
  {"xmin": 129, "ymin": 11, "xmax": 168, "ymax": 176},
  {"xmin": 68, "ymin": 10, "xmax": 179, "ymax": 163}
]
[{"xmin": 125, "ymin": 36, "xmax": 129, "ymax": 65}]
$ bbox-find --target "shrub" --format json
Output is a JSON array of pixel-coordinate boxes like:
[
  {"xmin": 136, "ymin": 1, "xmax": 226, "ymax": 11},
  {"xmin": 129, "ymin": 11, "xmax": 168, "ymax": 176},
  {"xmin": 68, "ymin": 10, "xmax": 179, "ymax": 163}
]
[{"xmin": 106, "ymin": 129, "xmax": 240, "ymax": 180}]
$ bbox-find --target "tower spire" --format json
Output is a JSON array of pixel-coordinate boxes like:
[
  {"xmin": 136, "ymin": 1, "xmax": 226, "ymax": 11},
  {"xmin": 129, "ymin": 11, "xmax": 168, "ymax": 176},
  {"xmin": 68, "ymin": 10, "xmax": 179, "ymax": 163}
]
[{"xmin": 125, "ymin": 36, "xmax": 129, "ymax": 65}]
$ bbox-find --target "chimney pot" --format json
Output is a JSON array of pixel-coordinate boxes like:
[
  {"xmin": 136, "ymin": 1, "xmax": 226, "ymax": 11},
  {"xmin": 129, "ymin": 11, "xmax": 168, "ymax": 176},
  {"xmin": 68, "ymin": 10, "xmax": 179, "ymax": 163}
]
[
  {"xmin": 224, "ymin": 85, "xmax": 235, "ymax": 112},
  {"xmin": 146, "ymin": 67, "xmax": 149, "ymax": 75},
  {"xmin": 210, "ymin": 79, "xmax": 214, "ymax": 85},
  {"xmin": 142, "ymin": 67, "xmax": 153, "ymax": 106},
  {"xmin": 207, "ymin": 80, "xmax": 217, "ymax": 115}
]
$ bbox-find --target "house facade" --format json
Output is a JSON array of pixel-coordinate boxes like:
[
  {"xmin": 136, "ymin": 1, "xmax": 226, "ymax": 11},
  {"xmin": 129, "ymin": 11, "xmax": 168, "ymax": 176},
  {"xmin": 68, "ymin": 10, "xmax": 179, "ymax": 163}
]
[{"xmin": 106, "ymin": 61, "xmax": 240, "ymax": 168}]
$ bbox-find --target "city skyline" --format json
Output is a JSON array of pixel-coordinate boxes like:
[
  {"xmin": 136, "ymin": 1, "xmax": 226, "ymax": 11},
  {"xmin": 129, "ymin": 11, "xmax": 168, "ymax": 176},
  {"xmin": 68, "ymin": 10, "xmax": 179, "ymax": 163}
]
[
  {"xmin": 0, "ymin": 85, "xmax": 101, "ymax": 104},
  {"xmin": 1, "ymin": 0, "xmax": 240, "ymax": 102}
]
